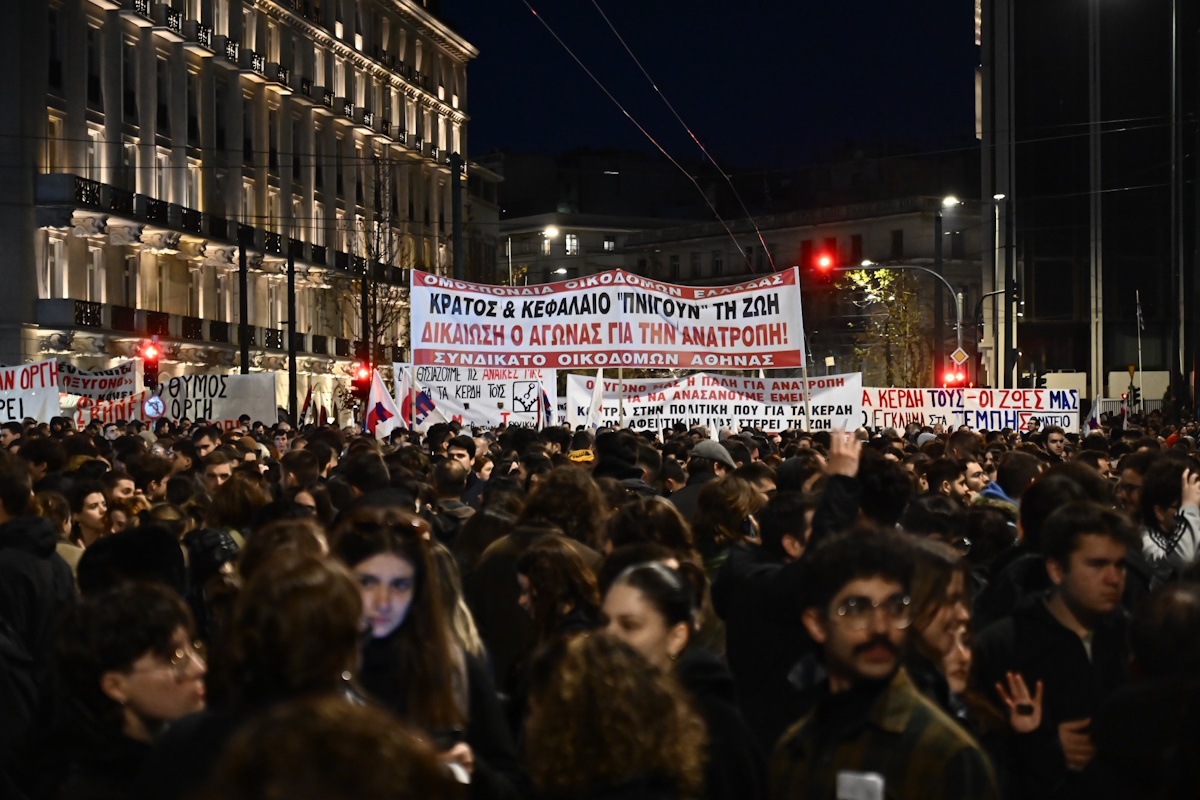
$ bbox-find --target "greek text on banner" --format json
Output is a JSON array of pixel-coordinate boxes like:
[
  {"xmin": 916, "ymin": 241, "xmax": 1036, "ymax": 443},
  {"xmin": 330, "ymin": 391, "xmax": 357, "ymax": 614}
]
[
  {"xmin": 565, "ymin": 372, "xmax": 862, "ymax": 433},
  {"xmin": 0, "ymin": 360, "xmax": 61, "ymax": 423},
  {"xmin": 410, "ymin": 268, "xmax": 807, "ymax": 370},
  {"xmin": 861, "ymin": 387, "xmax": 1080, "ymax": 433}
]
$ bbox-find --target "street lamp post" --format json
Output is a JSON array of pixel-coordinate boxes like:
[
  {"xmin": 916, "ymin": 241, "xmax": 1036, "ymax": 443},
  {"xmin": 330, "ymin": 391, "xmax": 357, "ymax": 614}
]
[
  {"xmin": 505, "ymin": 226, "xmax": 560, "ymax": 286},
  {"xmin": 851, "ymin": 260, "xmax": 964, "ymax": 370},
  {"xmin": 935, "ymin": 196, "xmax": 960, "ymax": 381}
]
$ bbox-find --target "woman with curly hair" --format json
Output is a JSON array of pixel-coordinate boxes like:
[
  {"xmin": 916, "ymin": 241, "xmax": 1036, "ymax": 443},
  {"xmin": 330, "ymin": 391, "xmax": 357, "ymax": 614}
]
[
  {"xmin": 603, "ymin": 562, "xmax": 765, "ymax": 800},
  {"xmin": 515, "ymin": 535, "xmax": 600, "ymax": 646},
  {"xmin": 524, "ymin": 632, "xmax": 707, "ymax": 800},
  {"xmin": 518, "ymin": 466, "xmax": 607, "ymax": 551},
  {"xmin": 330, "ymin": 504, "xmax": 521, "ymax": 799}
]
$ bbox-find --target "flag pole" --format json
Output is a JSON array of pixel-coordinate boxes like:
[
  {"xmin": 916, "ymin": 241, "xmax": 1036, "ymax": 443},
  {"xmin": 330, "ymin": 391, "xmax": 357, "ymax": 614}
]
[
  {"xmin": 1137, "ymin": 289, "xmax": 1145, "ymax": 413},
  {"xmin": 618, "ymin": 367, "xmax": 625, "ymax": 428}
]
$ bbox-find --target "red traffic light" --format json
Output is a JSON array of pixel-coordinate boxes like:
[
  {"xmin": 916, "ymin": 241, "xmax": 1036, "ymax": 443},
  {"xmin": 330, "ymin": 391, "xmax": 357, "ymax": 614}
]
[
  {"xmin": 816, "ymin": 253, "xmax": 834, "ymax": 271},
  {"xmin": 355, "ymin": 364, "xmax": 370, "ymax": 380},
  {"xmin": 942, "ymin": 370, "xmax": 967, "ymax": 388},
  {"xmin": 143, "ymin": 343, "xmax": 159, "ymax": 360}
]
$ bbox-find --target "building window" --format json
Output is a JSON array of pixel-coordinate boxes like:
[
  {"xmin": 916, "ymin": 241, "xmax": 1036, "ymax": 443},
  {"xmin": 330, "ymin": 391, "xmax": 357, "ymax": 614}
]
[
  {"xmin": 189, "ymin": 271, "xmax": 199, "ymax": 317},
  {"xmin": 123, "ymin": 140, "xmax": 138, "ymax": 190},
  {"xmin": 712, "ymin": 250, "xmax": 723, "ymax": 276},
  {"xmin": 314, "ymin": 202, "xmax": 325, "ymax": 246},
  {"xmin": 44, "ymin": 236, "xmax": 65, "ymax": 299},
  {"xmin": 186, "ymin": 160, "xmax": 200, "ymax": 210},
  {"xmin": 564, "ymin": 234, "xmax": 579, "ymax": 256},
  {"xmin": 603, "ymin": 236, "xmax": 616, "ymax": 252},
  {"xmin": 156, "ymin": 58, "xmax": 171, "ymax": 137},
  {"xmin": 187, "ymin": 71, "xmax": 201, "ymax": 146},
  {"xmin": 890, "ymin": 229, "xmax": 904, "ymax": 260},
  {"xmin": 45, "ymin": 117, "xmax": 64, "ymax": 174},
  {"xmin": 823, "ymin": 238, "xmax": 838, "ymax": 262},
  {"xmin": 267, "ymin": 189, "xmax": 280, "ymax": 232},
  {"xmin": 86, "ymin": 26, "xmax": 102, "ymax": 108},
  {"xmin": 242, "ymin": 180, "xmax": 254, "ymax": 224},
  {"xmin": 850, "ymin": 234, "xmax": 863, "ymax": 264},
  {"xmin": 86, "ymin": 249, "xmax": 102, "ymax": 303},
  {"xmin": 156, "ymin": 263, "xmax": 167, "ymax": 311},
  {"xmin": 541, "ymin": 236, "xmax": 552, "ymax": 256},
  {"xmin": 690, "ymin": 252, "xmax": 701, "ymax": 277},
  {"xmin": 85, "ymin": 128, "xmax": 104, "ymax": 182},
  {"xmin": 123, "ymin": 255, "xmax": 137, "ymax": 306},
  {"xmin": 669, "ymin": 254, "xmax": 680, "ymax": 280}
]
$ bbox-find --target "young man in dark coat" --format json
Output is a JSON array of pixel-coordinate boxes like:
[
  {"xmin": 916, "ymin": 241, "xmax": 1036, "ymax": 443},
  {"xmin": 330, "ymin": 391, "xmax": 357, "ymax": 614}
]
[
  {"xmin": 770, "ymin": 529, "xmax": 998, "ymax": 800},
  {"xmin": 973, "ymin": 502, "xmax": 1138, "ymax": 800}
]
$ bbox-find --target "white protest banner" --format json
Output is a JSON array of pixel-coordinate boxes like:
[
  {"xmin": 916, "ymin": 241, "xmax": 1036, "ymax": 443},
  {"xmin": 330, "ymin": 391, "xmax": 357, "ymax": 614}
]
[
  {"xmin": 75, "ymin": 374, "xmax": 277, "ymax": 429},
  {"xmin": 861, "ymin": 387, "xmax": 1080, "ymax": 433},
  {"xmin": 565, "ymin": 372, "xmax": 862, "ymax": 433},
  {"xmin": 0, "ymin": 360, "xmax": 61, "ymax": 423},
  {"xmin": 58, "ymin": 359, "xmax": 142, "ymax": 401},
  {"xmin": 399, "ymin": 363, "xmax": 558, "ymax": 429},
  {"xmin": 410, "ymin": 268, "xmax": 806, "ymax": 371}
]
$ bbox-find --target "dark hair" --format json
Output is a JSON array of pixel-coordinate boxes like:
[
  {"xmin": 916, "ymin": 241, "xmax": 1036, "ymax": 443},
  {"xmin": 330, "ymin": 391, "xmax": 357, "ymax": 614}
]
[
  {"xmin": 280, "ymin": 449, "xmax": 321, "ymax": 487},
  {"xmin": 1129, "ymin": 582, "xmax": 1200, "ymax": 677},
  {"xmin": 237, "ymin": 517, "xmax": 328, "ymax": 582},
  {"xmin": 692, "ymin": 476, "xmax": 761, "ymax": 560},
  {"xmin": 202, "ymin": 695, "xmax": 459, "ymax": 800},
  {"xmin": 857, "ymin": 451, "xmax": 914, "ymax": 527},
  {"xmin": 206, "ymin": 473, "xmax": 269, "ymax": 532},
  {"xmin": 996, "ymin": 452, "xmax": 1043, "ymax": 500},
  {"xmin": 232, "ymin": 556, "xmax": 361, "ymax": 701},
  {"xmin": 516, "ymin": 535, "xmax": 600, "ymax": 644},
  {"xmin": 605, "ymin": 497, "xmax": 694, "ymax": 554},
  {"xmin": 758, "ymin": 492, "xmax": 816, "ymax": 561},
  {"xmin": 447, "ymin": 435, "xmax": 476, "ymax": 459},
  {"xmin": 776, "ymin": 451, "xmax": 826, "ymax": 494},
  {"xmin": 55, "ymin": 582, "xmax": 194, "ymax": 729},
  {"xmin": 128, "ymin": 454, "xmax": 173, "ymax": 492},
  {"xmin": 520, "ymin": 467, "xmax": 605, "ymax": 550},
  {"xmin": 432, "ymin": 459, "xmax": 469, "ymax": 497},
  {"xmin": 453, "ymin": 509, "xmax": 518, "ymax": 574},
  {"xmin": 0, "ymin": 452, "xmax": 32, "ymax": 517},
  {"xmin": 924, "ymin": 458, "xmax": 966, "ymax": 493},
  {"xmin": 339, "ymin": 453, "xmax": 391, "ymax": 495},
  {"xmin": 609, "ymin": 561, "xmax": 697, "ymax": 634},
  {"xmin": 900, "ymin": 494, "xmax": 967, "ymax": 543},
  {"xmin": 799, "ymin": 528, "xmax": 915, "ymax": 611},
  {"xmin": 76, "ymin": 525, "xmax": 189, "ymax": 597},
  {"xmin": 330, "ymin": 506, "xmax": 464, "ymax": 731},
  {"xmin": 1019, "ymin": 474, "xmax": 1088, "ymax": 552},
  {"xmin": 1041, "ymin": 502, "xmax": 1140, "ymax": 567},
  {"xmin": 67, "ymin": 479, "xmax": 107, "ymax": 515},
  {"xmin": 1141, "ymin": 456, "xmax": 1198, "ymax": 528},
  {"xmin": 17, "ymin": 436, "xmax": 66, "ymax": 475},
  {"xmin": 947, "ymin": 429, "xmax": 982, "ymax": 460}
]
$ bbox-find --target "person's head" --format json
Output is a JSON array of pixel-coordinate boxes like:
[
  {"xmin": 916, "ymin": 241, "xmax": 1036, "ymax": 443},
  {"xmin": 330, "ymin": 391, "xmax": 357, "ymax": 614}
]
[
  {"xmin": 899, "ymin": 494, "xmax": 968, "ymax": 552},
  {"xmin": 206, "ymin": 472, "xmax": 269, "ymax": 533},
  {"xmin": 1115, "ymin": 450, "xmax": 1158, "ymax": 519},
  {"xmin": 525, "ymin": 633, "xmax": 706, "ymax": 800},
  {"xmin": 519, "ymin": 466, "xmax": 606, "ymax": 550},
  {"xmin": 857, "ymin": 450, "xmax": 914, "ymax": 527},
  {"xmin": 995, "ymin": 451, "xmax": 1043, "ymax": 501},
  {"xmin": 516, "ymin": 535, "xmax": 600, "ymax": 643},
  {"xmin": 432, "ymin": 459, "xmax": 469, "ymax": 500},
  {"xmin": 129, "ymin": 454, "xmax": 173, "ymax": 501},
  {"xmin": 290, "ymin": 481, "xmax": 335, "ymax": 528},
  {"xmin": 946, "ymin": 429, "xmax": 982, "ymax": 461},
  {"xmin": 446, "ymin": 435, "xmax": 475, "ymax": 470},
  {"xmin": 472, "ymin": 454, "xmax": 494, "ymax": 482},
  {"xmin": 799, "ymin": 529, "xmax": 915, "ymax": 691},
  {"xmin": 604, "ymin": 497, "xmax": 694, "ymax": 555},
  {"xmin": 924, "ymin": 458, "xmax": 969, "ymax": 505},
  {"xmin": 1044, "ymin": 425, "xmax": 1067, "ymax": 457},
  {"xmin": 237, "ymin": 517, "xmax": 329, "ymax": 582},
  {"xmin": 907, "ymin": 538, "xmax": 970, "ymax": 661},
  {"xmin": 231, "ymin": 556, "xmax": 361, "ymax": 700},
  {"xmin": 962, "ymin": 457, "xmax": 988, "ymax": 496},
  {"xmin": 1041, "ymin": 502, "xmax": 1140, "ymax": 624},
  {"xmin": 280, "ymin": 449, "xmax": 321, "ymax": 491},
  {"xmin": 0, "ymin": 421, "xmax": 22, "ymax": 449},
  {"xmin": 1018, "ymin": 473, "xmax": 1088, "ymax": 551},
  {"xmin": 200, "ymin": 695, "xmax": 458, "ymax": 800},
  {"xmin": 31, "ymin": 491, "xmax": 71, "ymax": 540},
  {"xmin": 1141, "ymin": 456, "xmax": 1198, "ymax": 531},
  {"xmin": 691, "ymin": 476, "xmax": 762, "ymax": 560},
  {"xmin": 732, "ymin": 462, "xmax": 777, "ymax": 505},
  {"xmin": 329, "ymin": 505, "xmax": 463, "ymax": 732},
  {"xmin": 0, "ymin": 452, "xmax": 33, "ymax": 524},
  {"xmin": 603, "ymin": 562, "xmax": 696, "ymax": 670},
  {"xmin": 202, "ymin": 452, "xmax": 234, "ymax": 495},
  {"xmin": 102, "ymin": 470, "xmax": 137, "ymax": 504},
  {"xmin": 757, "ymin": 492, "xmax": 816, "ymax": 563},
  {"xmin": 56, "ymin": 582, "xmax": 205, "ymax": 741},
  {"xmin": 17, "ymin": 436, "xmax": 66, "ymax": 482},
  {"xmin": 1128, "ymin": 582, "xmax": 1200, "ymax": 678},
  {"xmin": 68, "ymin": 479, "xmax": 110, "ymax": 545},
  {"xmin": 192, "ymin": 426, "xmax": 222, "ymax": 459},
  {"xmin": 339, "ymin": 452, "xmax": 391, "ymax": 496}
]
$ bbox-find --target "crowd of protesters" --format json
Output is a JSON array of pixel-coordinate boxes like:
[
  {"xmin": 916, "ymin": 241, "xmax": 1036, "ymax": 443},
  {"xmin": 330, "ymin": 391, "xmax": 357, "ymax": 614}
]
[{"xmin": 1, "ymin": 407, "xmax": 1199, "ymax": 799}]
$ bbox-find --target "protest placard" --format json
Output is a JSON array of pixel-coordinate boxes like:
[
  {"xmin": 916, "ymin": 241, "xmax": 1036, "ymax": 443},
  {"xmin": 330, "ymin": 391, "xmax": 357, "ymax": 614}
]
[
  {"xmin": 75, "ymin": 374, "xmax": 277, "ymax": 429},
  {"xmin": 394, "ymin": 363, "xmax": 557, "ymax": 430},
  {"xmin": 58, "ymin": 359, "xmax": 142, "ymax": 401},
  {"xmin": 410, "ymin": 268, "xmax": 806, "ymax": 370},
  {"xmin": 861, "ymin": 387, "xmax": 1080, "ymax": 433},
  {"xmin": 0, "ymin": 360, "xmax": 61, "ymax": 423},
  {"xmin": 565, "ymin": 372, "xmax": 862, "ymax": 433}
]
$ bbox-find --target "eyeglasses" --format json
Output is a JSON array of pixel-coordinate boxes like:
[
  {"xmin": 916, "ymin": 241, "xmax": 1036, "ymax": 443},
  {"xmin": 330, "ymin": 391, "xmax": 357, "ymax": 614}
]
[
  {"xmin": 135, "ymin": 641, "xmax": 206, "ymax": 679},
  {"xmin": 833, "ymin": 593, "xmax": 913, "ymax": 630}
]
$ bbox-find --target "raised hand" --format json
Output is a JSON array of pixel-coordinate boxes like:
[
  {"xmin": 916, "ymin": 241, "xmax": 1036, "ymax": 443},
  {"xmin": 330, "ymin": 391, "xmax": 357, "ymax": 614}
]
[
  {"xmin": 994, "ymin": 671, "xmax": 1043, "ymax": 734},
  {"xmin": 1181, "ymin": 468, "xmax": 1200, "ymax": 508},
  {"xmin": 825, "ymin": 429, "xmax": 862, "ymax": 478}
]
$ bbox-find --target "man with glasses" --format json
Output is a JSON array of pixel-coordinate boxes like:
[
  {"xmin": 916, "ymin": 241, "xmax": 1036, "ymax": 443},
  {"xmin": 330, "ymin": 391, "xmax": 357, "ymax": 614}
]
[{"xmin": 770, "ymin": 529, "xmax": 998, "ymax": 800}]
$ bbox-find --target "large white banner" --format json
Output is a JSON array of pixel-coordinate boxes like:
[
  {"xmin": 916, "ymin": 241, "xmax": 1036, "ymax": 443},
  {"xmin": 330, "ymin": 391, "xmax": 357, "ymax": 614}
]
[
  {"xmin": 861, "ymin": 387, "xmax": 1080, "ymax": 433},
  {"xmin": 394, "ymin": 363, "xmax": 557, "ymax": 430},
  {"xmin": 58, "ymin": 359, "xmax": 142, "ymax": 401},
  {"xmin": 565, "ymin": 372, "xmax": 862, "ymax": 433},
  {"xmin": 75, "ymin": 374, "xmax": 277, "ymax": 429},
  {"xmin": 410, "ymin": 268, "xmax": 806, "ymax": 370},
  {"xmin": 0, "ymin": 360, "xmax": 61, "ymax": 423}
]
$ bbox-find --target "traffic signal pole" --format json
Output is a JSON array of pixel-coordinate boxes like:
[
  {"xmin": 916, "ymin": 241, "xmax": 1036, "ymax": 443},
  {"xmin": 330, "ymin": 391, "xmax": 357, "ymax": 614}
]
[{"xmin": 834, "ymin": 263, "xmax": 964, "ymax": 356}]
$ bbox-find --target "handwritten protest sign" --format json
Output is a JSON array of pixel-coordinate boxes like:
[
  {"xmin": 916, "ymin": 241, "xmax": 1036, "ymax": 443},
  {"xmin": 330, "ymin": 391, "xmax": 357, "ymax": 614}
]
[
  {"xmin": 0, "ymin": 360, "xmax": 61, "ymax": 423},
  {"xmin": 565, "ymin": 372, "xmax": 862, "ymax": 433},
  {"xmin": 75, "ymin": 374, "xmax": 277, "ymax": 429},
  {"xmin": 861, "ymin": 387, "xmax": 1080, "ymax": 433},
  {"xmin": 394, "ymin": 363, "xmax": 557, "ymax": 430},
  {"xmin": 58, "ymin": 359, "xmax": 142, "ymax": 401},
  {"xmin": 410, "ymin": 268, "xmax": 806, "ymax": 370}
]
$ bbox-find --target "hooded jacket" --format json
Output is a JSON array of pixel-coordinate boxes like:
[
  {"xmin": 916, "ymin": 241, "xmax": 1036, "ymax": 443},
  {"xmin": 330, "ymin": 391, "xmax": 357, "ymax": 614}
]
[{"xmin": 0, "ymin": 515, "xmax": 74, "ymax": 670}]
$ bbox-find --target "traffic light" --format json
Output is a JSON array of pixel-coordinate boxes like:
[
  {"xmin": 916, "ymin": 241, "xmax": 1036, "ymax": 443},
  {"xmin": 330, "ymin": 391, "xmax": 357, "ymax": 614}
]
[
  {"xmin": 140, "ymin": 340, "xmax": 161, "ymax": 389},
  {"xmin": 1130, "ymin": 385, "xmax": 1141, "ymax": 406},
  {"xmin": 943, "ymin": 370, "xmax": 966, "ymax": 389},
  {"xmin": 351, "ymin": 362, "xmax": 371, "ymax": 401},
  {"xmin": 1035, "ymin": 371, "xmax": 1047, "ymax": 389}
]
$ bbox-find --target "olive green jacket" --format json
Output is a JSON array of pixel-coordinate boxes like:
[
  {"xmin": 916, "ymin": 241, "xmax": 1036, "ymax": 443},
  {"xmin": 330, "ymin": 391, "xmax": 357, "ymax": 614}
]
[{"xmin": 769, "ymin": 668, "xmax": 998, "ymax": 800}]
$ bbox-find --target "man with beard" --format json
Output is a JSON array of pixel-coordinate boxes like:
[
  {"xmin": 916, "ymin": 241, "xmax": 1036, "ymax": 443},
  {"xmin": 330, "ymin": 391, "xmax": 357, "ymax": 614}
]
[{"xmin": 769, "ymin": 529, "xmax": 997, "ymax": 800}]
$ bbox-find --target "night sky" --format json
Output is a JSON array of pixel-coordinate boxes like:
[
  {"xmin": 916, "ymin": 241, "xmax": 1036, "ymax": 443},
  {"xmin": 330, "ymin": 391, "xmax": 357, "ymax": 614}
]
[{"xmin": 439, "ymin": 0, "xmax": 980, "ymax": 168}]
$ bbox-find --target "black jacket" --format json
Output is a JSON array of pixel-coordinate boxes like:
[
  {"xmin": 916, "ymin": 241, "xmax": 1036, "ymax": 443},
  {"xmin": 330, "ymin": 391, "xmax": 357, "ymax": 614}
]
[
  {"xmin": 360, "ymin": 635, "xmax": 524, "ymax": 800},
  {"xmin": 711, "ymin": 544, "xmax": 812, "ymax": 753},
  {"xmin": 972, "ymin": 593, "xmax": 1130, "ymax": 799},
  {"xmin": 667, "ymin": 471, "xmax": 716, "ymax": 524},
  {"xmin": 675, "ymin": 649, "xmax": 766, "ymax": 800},
  {"xmin": 0, "ymin": 516, "xmax": 75, "ymax": 671}
]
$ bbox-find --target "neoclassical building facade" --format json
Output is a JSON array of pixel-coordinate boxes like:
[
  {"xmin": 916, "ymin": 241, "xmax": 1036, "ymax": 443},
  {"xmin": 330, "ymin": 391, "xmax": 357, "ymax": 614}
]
[{"xmin": 1, "ymin": 0, "xmax": 474, "ymax": 411}]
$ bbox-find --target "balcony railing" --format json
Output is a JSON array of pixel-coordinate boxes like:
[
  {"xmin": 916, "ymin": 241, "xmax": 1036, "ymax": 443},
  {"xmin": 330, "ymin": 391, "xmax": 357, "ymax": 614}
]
[
  {"xmin": 209, "ymin": 320, "xmax": 230, "ymax": 343},
  {"xmin": 311, "ymin": 244, "xmax": 326, "ymax": 265},
  {"xmin": 143, "ymin": 197, "xmax": 168, "ymax": 224},
  {"xmin": 74, "ymin": 300, "xmax": 103, "ymax": 328},
  {"xmin": 311, "ymin": 334, "xmax": 328, "ymax": 354},
  {"xmin": 334, "ymin": 251, "xmax": 349, "ymax": 271},
  {"xmin": 265, "ymin": 231, "xmax": 282, "ymax": 254},
  {"xmin": 301, "ymin": 77, "xmax": 312, "ymax": 97},
  {"xmin": 182, "ymin": 316, "xmax": 204, "ymax": 340},
  {"xmin": 180, "ymin": 207, "xmax": 202, "ymax": 234},
  {"xmin": 112, "ymin": 305, "xmax": 138, "ymax": 332},
  {"xmin": 263, "ymin": 329, "xmax": 284, "ymax": 349},
  {"xmin": 75, "ymin": 176, "xmax": 102, "ymax": 207},
  {"xmin": 109, "ymin": 187, "xmax": 134, "ymax": 215},
  {"xmin": 165, "ymin": 8, "xmax": 183, "ymax": 34},
  {"xmin": 224, "ymin": 38, "xmax": 239, "ymax": 63},
  {"xmin": 132, "ymin": 0, "xmax": 152, "ymax": 19},
  {"xmin": 147, "ymin": 311, "xmax": 169, "ymax": 336},
  {"xmin": 335, "ymin": 338, "xmax": 351, "ymax": 357}
]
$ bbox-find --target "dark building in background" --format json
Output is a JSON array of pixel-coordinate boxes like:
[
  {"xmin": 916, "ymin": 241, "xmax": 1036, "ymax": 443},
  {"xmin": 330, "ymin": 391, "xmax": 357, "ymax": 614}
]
[{"xmin": 982, "ymin": 0, "xmax": 1198, "ymax": 401}]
